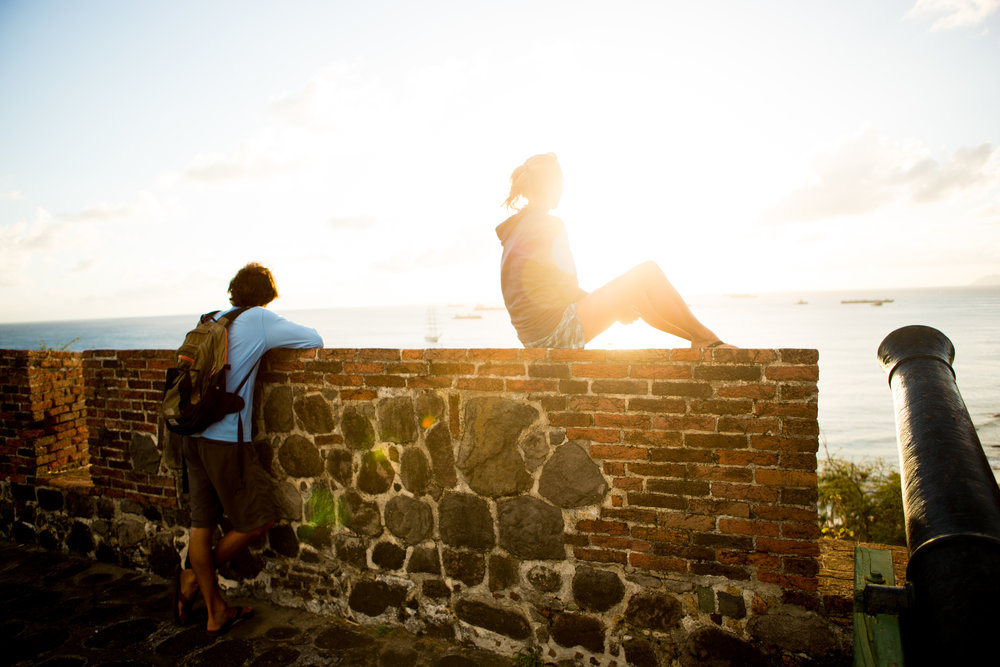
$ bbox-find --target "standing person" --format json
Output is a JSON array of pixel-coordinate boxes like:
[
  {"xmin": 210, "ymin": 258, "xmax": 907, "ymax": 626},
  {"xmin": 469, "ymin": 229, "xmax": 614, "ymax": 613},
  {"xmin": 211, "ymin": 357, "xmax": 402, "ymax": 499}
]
[
  {"xmin": 496, "ymin": 153, "xmax": 733, "ymax": 349},
  {"xmin": 173, "ymin": 262, "xmax": 323, "ymax": 636}
]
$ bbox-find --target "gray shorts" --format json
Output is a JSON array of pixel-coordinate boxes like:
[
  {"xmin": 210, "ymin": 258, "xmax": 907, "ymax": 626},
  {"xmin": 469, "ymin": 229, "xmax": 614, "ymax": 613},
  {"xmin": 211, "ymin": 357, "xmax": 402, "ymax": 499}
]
[
  {"xmin": 526, "ymin": 302, "xmax": 586, "ymax": 349},
  {"xmin": 183, "ymin": 437, "xmax": 279, "ymax": 533}
]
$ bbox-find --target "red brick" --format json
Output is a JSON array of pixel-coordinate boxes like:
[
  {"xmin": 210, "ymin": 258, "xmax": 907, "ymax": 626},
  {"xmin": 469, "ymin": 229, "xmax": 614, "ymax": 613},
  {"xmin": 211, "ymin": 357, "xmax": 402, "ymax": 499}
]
[
  {"xmin": 527, "ymin": 363, "xmax": 570, "ymax": 379},
  {"xmin": 549, "ymin": 349, "xmax": 607, "ymax": 362},
  {"xmin": 718, "ymin": 416, "xmax": 779, "ymax": 434},
  {"xmin": 780, "ymin": 452, "xmax": 817, "ymax": 472},
  {"xmin": 574, "ymin": 548, "xmax": 627, "ymax": 564},
  {"xmin": 468, "ymin": 348, "xmax": 519, "ymax": 360},
  {"xmin": 365, "ymin": 375, "xmax": 405, "ymax": 388},
  {"xmin": 404, "ymin": 376, "xmax": 452, "ymax": 389},
  {"xmin": 658, "ymin": 511, "xmax": 716, "ymax": 531},
  {"xmin": 628, "ymin": 493, "xmax": 686, "ymax": 510},
  {"xmin": 623, "ymin": 430, "xmax": 683, "ymax": 447},
  {"xmin": 651, "ymin": 416, "xmax": 716, "ymax": 432},
  {"xmin": 568, "ymin": 396, "xmax": 625, "ymax": 412},
  {"xmin": 627, "ymin": 462, "xmax": 685, "ymax": 477},
  {"xmin": 588, "ymin": 444, "xmax": 647, "ymax": 460},
  {"xmin": 601, "ymin": 507, "xmax": 658, "ymax": 524},
  {"xmin": 717, "ymin": 450, "xmax": 779, "ymax": 466},
  {"xmin": 631, "ymin": 525, "xmax": 690, "ymax": 544},
  {"xmin": 755, "ymin": 402, "xmax": 818, "ymax": 418},
  {"xmin": 505, "ymin": 379, "xmax": 558, "ymax": 393},
  {"xmin": 749, "ymin": 435, "xmax": 817, "ymax": 453},
  {"xmin": 718, "ymin": 550, "xmax": 781, "ymax": 570},
  {"xmin": 782, "ymin": 521, "xmax": 821, "ymax": 540},
  {"xmin": 689, "ymin": 465, "xmax": 753, "ymax": 483},
  {"xmin": 571, "ymin": 363, "xmax": 628, "ymax": 378},
  {"xmin": 429, "ymin": 362, "xmax": 475, "ymax": 375},
  {"xmin": 778, "ymin": 349, "xmax": 819, "ymax": 364},
  {"xmin": 716, "ymin": 384, "xmax": 777, "ymax": 399},
  {"xmin": 719, "ymin": 518, "xmax": 779, "ymax": 537},
  {"xmin": 607, "ymin": 350, "xmax": 669, "ymax": 363},
  {"xmin": 752, "ymin": 506, "xmax": 817, "ymax": 522},
  {"xmin": 478, "ymin": 363, "xmax": 526, "ymax": 377},
  {"xmin": 626, "ymin": 398, "xmax": 686, "ymax": 414},
  {"xmin": 754, "ymin": 469, "xmax": 817, "ymax": 488},
  {"xmin": 756, "ymin": 537, "xmax": 820, "ymax": 557},
  {"xmin": 781, "ymin": 385, "xmax": 817, "ymax": 401},
  {"xmin": 613, "ymin": 477, "xmax": 644, "ymax": 491},
  {"xmin": 454, "ymin": 378, "xmax": 502, "ymax": 391},
  {"xmin": 757, "ymin": 570, "xmax": 818, "ymax": 592},
  {"xmin": 649, "ymin": 447, "xmax": 714, "ymax": 463},
  {"xmin": 576, "ymin": 519, "xmax": 629, "ymax": 535},
  {"xmin": 591, "ymin": 535, "xmax": 651, "ymax": 552},
  {"xmin": 711, "ymin": 483, "xmax": 781, "ymax": 503},
  {"xmin": 345, "ymin": 361, "xmax": 385, "ymax": 374},
  {"xmin": 594, "ymin": 413, "xmax": 649, "ymax": 429},
  {"xmin": 559, "ymin": 380, "xmax": 589, "ymax": 394},
  {"xmin": 782, "ymin": 419, "xmax": 820, "ymax": 436},
  {"xmin": 568, "ymin": 428, "xmax": 621, "ymax": 444},
  {"xmin": 651, "ymin": 381, "xmax": 712, "ymax": 398},
  {"xmin": 629, "ymin": 365, "xmax": 692, "ymax": 380},
  {"xmin": 688, "ymin": 499, "xmax": 750, "ymax": 518},
  {"xmin": 765, "ymin": 365, "xmax": 818, "ymax": 382},
  {"xmin": 592, "ymin": 379, "xmax": 649, "ymax": 395},
  {"xmin": 629, "ymin": 552, "xmax": 687, "ymax": 573},
  {"xmin": 684, "ymin": 433, "xmax": 746, "ymax": 449}
]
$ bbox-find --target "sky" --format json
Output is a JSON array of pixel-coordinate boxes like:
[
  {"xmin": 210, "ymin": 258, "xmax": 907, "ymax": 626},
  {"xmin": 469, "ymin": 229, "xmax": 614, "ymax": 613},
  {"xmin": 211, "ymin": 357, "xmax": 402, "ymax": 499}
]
[{"xmin": 1, "ymin": 0, "xmax": 999, "ymax": 323}]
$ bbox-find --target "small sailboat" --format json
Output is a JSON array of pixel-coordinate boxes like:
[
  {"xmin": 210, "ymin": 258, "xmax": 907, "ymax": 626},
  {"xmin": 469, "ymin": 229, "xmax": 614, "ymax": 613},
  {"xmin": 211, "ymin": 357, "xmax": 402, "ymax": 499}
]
[{"xmin": 425, "ymin": 308, "xmax": 441, "ymax": 343}]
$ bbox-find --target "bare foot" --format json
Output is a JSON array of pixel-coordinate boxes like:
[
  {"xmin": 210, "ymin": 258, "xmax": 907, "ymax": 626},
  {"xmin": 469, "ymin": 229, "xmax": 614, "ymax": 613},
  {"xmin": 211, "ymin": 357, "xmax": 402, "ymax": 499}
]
[{"xmin": 174, "ymin": 568, "xmax": 199, "ymax": 625}]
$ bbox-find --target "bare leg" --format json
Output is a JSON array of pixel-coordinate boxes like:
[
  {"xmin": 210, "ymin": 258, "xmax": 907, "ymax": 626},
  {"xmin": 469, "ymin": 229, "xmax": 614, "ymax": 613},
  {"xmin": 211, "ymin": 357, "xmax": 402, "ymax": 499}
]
[
  {"xmin": 188, "ymin": 522, "xmax": 272, "ymax": 632},
  {"xmin": 576, "ymin": 261, "xmax": 724, "ymax": 346}
]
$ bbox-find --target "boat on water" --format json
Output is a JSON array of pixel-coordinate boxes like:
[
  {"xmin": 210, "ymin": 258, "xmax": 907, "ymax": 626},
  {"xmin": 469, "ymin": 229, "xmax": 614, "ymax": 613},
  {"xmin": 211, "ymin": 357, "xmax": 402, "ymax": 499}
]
[
  {"xmin": 796, "ymin": 300, "xmax": 808, "ymax": 305},
  {"xmin": 841, "ymin": 299, "xmax": 894, "ymax": 306},
  {"xmin": 453, "ymin": 314, "xmax": 482, "ymax": 320},
  {"xmin": 425, "ymin": 309, "xmax": 441, "ymax": 343}
]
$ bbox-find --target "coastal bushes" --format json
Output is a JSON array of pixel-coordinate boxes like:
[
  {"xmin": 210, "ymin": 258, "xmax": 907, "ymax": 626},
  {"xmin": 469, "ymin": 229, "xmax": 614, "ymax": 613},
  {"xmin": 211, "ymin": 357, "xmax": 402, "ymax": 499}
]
[{"xmin": 818, "ymin": 456, "xmax": 906, "ymax": 546}]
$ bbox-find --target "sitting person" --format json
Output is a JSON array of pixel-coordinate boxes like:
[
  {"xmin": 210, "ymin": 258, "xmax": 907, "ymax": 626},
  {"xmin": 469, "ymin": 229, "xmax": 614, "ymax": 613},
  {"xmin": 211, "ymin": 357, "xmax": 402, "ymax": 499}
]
[{"xmin": 496, "ymin": 153, "xmax": 732, "ymax": 349}]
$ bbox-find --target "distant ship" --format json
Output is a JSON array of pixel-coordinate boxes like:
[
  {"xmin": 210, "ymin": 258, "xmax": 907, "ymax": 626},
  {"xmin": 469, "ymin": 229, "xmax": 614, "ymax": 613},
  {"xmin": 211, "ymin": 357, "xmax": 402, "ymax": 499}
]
[
  {"xmin": 425, "ymin": 309, "xmax": 441, "ymax": 343},
  {"xmin": 453, "ymin": 314, "xmax": 483, "ymax": 320},
  {"xmin": 841, "ymin": 299, "xmax": 894, "ymax": 306},
  {"xmin": 796, "ymin": 300, "xmax": 808, "ymax": 305}
]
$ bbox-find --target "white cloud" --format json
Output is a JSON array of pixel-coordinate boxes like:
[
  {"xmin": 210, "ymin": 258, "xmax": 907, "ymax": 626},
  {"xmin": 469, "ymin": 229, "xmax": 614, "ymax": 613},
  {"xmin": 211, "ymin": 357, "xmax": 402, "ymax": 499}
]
[
  {"xmin": 0, "ymin": 191, "xmax": 24, "ymax": 201},
  {"xmin": 908, "ymin": 0, "xmax": 1000, "ymax": 31},
  {"xmin": 180, "ymin": 146, "xmax": 296, "ymax": 184},
  {"xmin": 329, "ymin": 215, "xmax": 377, "ymax": 230},
  {"xmin": 62, "ymin": 202, "xmax": 131, "ymax": 222},
  {"xmin": 763, "ymin": 129, "xmax": 997, "ymax": 224}
]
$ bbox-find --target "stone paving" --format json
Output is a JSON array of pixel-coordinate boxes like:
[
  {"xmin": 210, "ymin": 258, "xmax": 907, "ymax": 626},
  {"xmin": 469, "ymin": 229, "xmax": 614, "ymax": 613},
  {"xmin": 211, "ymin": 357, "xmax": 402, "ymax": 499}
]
[{"xmin": 0, "ymin": 541, "xmax": 518, "ymax": 667}]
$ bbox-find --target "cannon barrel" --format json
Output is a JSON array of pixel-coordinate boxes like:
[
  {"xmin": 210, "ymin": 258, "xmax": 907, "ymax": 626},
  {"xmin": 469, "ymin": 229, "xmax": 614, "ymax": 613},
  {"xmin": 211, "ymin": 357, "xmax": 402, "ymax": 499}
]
[{"xmin": 877, "ymin": 325, "xmax": 1000, "ymax": 663}]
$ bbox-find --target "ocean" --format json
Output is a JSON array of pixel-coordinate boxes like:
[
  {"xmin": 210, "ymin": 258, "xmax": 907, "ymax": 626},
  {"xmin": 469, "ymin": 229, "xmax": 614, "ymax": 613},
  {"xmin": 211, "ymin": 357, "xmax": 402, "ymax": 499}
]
[{"xmin": 2, "ymin": 286, "xmax": 998, "ymax": 475}]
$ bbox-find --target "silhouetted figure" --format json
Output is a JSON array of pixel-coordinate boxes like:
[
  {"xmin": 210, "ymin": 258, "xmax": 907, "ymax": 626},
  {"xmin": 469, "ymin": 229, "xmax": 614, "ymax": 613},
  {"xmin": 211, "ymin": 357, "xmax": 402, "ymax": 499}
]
[
  {"xmin": 173, "ymin": 263, "xmax": 322, "ymax": 635},
  {"xmin": 496, "ymin": 153, "xmax": 731, "ymax": 349}
]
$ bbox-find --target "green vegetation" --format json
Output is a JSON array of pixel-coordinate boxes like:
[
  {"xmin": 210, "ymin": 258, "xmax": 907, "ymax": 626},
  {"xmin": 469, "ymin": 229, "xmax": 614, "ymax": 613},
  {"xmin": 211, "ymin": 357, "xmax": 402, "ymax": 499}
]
[
  {"xmin": 305, "ymin": 487, "xmax": 347, "ymax": 529},
  {"xmin": 512, "ymin": 647, "xmax": 544, "ymax": 667},
  {"xmin": 37, "ymin": 336, "xmax": 81, "ymax": 351},
  {"xmin": 818, "ymin": 455, "xmax": 906, "ymax": 546}
]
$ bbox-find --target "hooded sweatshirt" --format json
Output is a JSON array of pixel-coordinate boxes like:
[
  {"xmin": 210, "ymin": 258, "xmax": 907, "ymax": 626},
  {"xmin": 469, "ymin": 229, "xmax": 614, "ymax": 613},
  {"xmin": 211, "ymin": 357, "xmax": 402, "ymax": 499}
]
[{"xmin": 496, "ymin": 208, "xmax": 588, "ymax": 345}]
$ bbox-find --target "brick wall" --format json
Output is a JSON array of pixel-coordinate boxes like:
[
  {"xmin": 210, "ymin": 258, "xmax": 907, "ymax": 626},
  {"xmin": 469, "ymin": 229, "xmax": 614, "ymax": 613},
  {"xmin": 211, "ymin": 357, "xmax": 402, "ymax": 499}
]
[
  {"xmin": 82, "ymin": 350, "xmax": 177, "ymax": 506},
  {"xmin": 0, "ymin": 350, "xmax": 88, "ymax": 482}
]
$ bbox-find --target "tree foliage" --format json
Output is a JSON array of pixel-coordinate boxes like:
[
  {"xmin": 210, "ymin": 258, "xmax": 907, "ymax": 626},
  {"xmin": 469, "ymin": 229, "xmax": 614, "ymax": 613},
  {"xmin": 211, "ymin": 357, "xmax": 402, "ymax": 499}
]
[{"xmin": 818, "ymin": 456, "xmax": 906, "ymax": 546}]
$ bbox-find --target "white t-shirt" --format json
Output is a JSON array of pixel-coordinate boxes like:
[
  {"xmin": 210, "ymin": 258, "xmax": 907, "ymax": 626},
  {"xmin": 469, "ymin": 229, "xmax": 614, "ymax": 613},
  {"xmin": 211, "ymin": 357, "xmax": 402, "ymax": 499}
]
[{"xmin": 197, "ymin": 306, "xmax": 323, "ymax": 442}]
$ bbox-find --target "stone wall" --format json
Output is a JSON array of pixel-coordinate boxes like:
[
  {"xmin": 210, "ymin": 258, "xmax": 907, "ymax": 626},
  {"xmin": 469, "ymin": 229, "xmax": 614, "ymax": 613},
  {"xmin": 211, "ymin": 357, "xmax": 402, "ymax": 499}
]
[{"xmin": 0, "ymin": 346, "xmax": 847, "ymax": 665}]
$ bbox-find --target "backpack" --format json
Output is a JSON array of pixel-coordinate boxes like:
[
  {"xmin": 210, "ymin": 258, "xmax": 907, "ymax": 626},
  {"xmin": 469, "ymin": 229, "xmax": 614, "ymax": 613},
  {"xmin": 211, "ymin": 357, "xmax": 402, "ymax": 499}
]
[{"xmin": 162, "ymin": 307, "xmax": 253, "ymax": 438}]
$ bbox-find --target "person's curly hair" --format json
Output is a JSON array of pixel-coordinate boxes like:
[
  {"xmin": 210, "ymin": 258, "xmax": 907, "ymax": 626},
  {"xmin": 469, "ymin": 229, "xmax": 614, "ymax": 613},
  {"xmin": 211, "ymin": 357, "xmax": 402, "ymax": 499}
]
[{"xmin": 228, "ymin": 262, "xmax": 279, "ymax": 307}]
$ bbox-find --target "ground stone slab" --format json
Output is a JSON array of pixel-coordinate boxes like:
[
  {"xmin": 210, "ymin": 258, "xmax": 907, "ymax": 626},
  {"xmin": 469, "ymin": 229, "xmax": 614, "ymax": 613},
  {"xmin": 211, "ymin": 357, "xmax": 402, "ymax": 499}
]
[
  {"xmin": 155, "ymin": 625, "xmax": 216, "ymax": 657},
  {"xmin": 454, "ymin": 599, "xmax": 531, "ymax": 639},
  {"xmin": 497, "ymin": 496, "xmax": 565, "ymax": 560},
  {"xmin": 250, "ymin": 645, "xmax": 301, "ymax": 667},
  {"xmin": 314, "ymin": 624, "xmax": 375, "ymax": 650},
  {"xmin": 458, "ymin": 397, "xmax": 536, "ymax": 497},
  {"xmin": 83, "ymin": 618, "xmax": 159, "ymax": 649},
  {"xmin": 188, "ymin": 638, "xmax": 255, "ymax": 667},
  {"xmin": 348, "ymin": 580, "xmax": 408, "ymax": 618},
  {"xmin": 537, "ymin": 441, "xmax": 608, "ymax": 508}
]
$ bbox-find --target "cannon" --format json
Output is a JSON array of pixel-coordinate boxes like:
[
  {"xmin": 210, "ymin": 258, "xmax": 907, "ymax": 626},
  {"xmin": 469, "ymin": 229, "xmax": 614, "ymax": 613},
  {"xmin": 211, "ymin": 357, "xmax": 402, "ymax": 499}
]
[{"xmin": 869, "ymin": 325, "xmax": 1000, "ymax": 664}]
